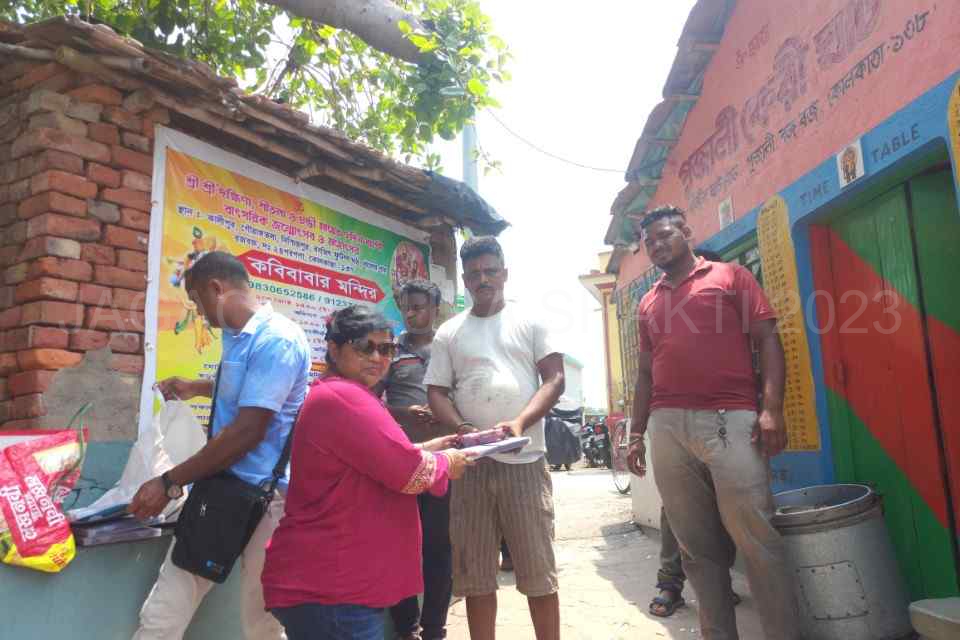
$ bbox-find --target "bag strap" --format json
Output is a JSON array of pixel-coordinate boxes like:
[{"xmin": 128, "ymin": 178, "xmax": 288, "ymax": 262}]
[
  {"xmin": 264, "ymin": 407, "xmax": 299, "ymax": 494},
  {"xmin": 208, "ymin": 361, "xmax": 300, "ymax": 494},
  {"xmin": 206, "ymin": 367, "xmax": 222, "ymax": 440}
]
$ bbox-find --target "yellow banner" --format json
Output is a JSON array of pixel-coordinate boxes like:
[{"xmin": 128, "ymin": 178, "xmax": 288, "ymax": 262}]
[
  {"xmin": 949, "ymin": 78, "xmax": 960, "ymax": 187},
  {"xmin": 757, "ymin": 195, "xmax": 821, "ymax": 451},
  {"xmin": 146, "ymin": 132, "xmax": 430, "ymax": 426}
]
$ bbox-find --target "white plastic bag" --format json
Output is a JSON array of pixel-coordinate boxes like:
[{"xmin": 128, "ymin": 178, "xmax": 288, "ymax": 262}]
[{"xmin": 68, "ymin": 390, "xmax": 206, "ymax": 523}]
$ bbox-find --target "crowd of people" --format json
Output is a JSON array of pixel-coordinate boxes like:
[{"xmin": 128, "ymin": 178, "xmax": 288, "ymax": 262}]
[
  {"xmin": 127, "ymin": 235, "xmax": 564, "ymax": 640},
  {"xmin": 125, "ymin": 205, "xmax": 798, "ymax": 640}
]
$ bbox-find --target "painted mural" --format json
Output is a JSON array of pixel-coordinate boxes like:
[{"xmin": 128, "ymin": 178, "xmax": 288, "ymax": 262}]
[{"xmin": 621, "ymin": 0, "xmax": 959, "ymax": 282}]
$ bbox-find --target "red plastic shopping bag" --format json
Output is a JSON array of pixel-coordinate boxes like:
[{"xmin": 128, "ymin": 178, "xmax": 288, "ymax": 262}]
[{"xmin": 0, "ymin": 429, "xmax": 85, "ymax": 573}]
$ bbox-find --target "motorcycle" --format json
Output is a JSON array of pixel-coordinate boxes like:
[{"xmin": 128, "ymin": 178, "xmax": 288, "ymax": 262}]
[{"xmin": 581, "ymin": 420, "xmax": 611, "ymax": 469}]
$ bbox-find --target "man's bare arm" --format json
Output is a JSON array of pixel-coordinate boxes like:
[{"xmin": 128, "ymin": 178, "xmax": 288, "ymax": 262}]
[
  {"xmin": 752, "ymin": 319, "xmax": 785, "ymax": 413},
  {"xmin": 129, "ymin": 407, "xmax": 275, "ymax": 520},
  {"xmin": 428, "ymin": 385, "xmax": 466, "ymax": 431},
  {"xmin": 751, "ymin": 318, "xmax": 788, "ymax": 457},
  {"xmin": 494, "ymin": 352, "xmax": 565, "ymax": 437},
  {"xmin": 627, "ymin": 353, "xmax": 653, "ymax": 477},
  {"xmin": 167, "ymin": 407, "xmax": 274, "ymax": 486},
  {"xmin": 631, "ymin": 353, "xmax": 653, "ymax": 437}
]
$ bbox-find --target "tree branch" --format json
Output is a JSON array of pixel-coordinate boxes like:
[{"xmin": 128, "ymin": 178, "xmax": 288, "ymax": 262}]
[{"xmin": 261, "ymin": 0, "xmax": 425, "ymax": 64}]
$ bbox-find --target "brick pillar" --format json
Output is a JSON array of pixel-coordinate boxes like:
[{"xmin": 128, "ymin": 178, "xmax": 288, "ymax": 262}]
[
  {"xmin": 0, "ymin": 61, "xmax": 169, "ymax": 432},
  {"xmin": 429, "ymin": 225, "xmax": 459, "ymax": 321}
]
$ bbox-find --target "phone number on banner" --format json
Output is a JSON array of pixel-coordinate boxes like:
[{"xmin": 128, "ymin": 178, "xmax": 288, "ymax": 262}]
[{"xmin": 251, "ymin": 280, "xmax": 318, "ymax": 301}]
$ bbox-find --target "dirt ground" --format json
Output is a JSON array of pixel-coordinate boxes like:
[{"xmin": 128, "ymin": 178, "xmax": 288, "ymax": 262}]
[{"xmin": 444, "ymin": 466, "xmax": 765, "ymax": 639}]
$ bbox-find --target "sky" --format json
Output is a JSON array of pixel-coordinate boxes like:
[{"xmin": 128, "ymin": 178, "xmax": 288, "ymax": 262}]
[{"xmin": 428, "ymin": 1, "xmax": 697, "ymax": 409}]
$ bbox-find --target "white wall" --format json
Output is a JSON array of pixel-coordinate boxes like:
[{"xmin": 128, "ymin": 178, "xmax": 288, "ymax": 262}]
[{"xmin": 557, "ymin": 356, "xmax": 584, "ymax": 412}]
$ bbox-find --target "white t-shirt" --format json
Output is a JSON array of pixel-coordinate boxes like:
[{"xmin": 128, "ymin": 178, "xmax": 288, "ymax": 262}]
[{"xmin": 423, "ymin": 303, "xmax": 559, "ymax": 464}]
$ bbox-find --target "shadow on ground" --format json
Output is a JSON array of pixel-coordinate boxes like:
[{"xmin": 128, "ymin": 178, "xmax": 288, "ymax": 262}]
[
  {"xmin": 446, "ymin": 466, "xmax": 766, "ymax": 639},
  {"xmin": 587, "ymin": 518, "xmax": 765, "ymax": 638}
]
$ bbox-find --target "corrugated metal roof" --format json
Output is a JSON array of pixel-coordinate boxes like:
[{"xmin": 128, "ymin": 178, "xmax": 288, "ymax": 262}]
[{"xmin": 605, "ymin": 0, "xmax": 736, "ymax": 250}]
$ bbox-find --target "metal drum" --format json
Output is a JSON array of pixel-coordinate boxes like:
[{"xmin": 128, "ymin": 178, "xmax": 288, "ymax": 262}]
[{"xmin": 773, "ymin": 484, "xmax": 913, "ymax": 640}]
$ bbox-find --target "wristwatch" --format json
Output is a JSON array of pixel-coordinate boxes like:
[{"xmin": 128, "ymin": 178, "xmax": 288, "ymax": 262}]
[{"xmin": 161, "ymin": 471, "xmax": 183, "ymax": 500}]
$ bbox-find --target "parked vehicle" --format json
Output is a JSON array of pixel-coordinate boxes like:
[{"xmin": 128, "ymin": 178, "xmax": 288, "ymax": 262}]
[
  {"xmin": 609, "ymin": 418, "xmax": 632, "ymax": 495},
  {"xmin": 545, "ymin": 408, "xmax": 582, "ymax": 471},
  {"xmin": 581, "ymin": 419, "xmax": 611, "ymax": 469}
]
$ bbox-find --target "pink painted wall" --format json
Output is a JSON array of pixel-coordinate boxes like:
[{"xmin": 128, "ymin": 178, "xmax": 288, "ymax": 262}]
[{"xmin": 617, "ymin": 0, "xmax": 960, "ymax": 287}]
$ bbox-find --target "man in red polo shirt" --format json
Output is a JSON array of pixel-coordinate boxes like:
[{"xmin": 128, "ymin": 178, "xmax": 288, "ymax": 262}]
[{"xmin": 626, "ymin": 206, "xmax": 798, "ymax": 640}]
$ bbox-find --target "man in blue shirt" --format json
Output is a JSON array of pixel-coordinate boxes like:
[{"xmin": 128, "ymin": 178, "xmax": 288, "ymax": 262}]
[{"xmin": 130, "ymin": 251, "xmax": 311, "ymax": 640}]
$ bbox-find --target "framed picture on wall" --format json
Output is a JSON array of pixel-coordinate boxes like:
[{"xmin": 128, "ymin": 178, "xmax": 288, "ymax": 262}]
[{"xmin": 836, "ymin": 138, "xmax": 865, "ymax": 188}]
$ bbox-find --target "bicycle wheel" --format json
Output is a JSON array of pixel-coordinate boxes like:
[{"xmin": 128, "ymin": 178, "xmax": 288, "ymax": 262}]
[{"xmin": 610, "ymin": 419, "xmax": 632, "ymax": 495}]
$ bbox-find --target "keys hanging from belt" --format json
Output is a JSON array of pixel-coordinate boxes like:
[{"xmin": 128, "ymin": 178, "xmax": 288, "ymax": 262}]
[{"xmin": 717, "ymin": 409, "xmax": 729, "ymax": 448}]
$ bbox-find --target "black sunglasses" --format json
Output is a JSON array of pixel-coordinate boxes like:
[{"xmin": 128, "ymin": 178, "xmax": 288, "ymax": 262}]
[{"xmin": 348, "ymin": 338, "xmax": 397, "ymax": 358}]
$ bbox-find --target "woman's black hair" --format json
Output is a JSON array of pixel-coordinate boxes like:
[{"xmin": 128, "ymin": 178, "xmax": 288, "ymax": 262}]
[{"xmin": 324, "ymin": 305, "xmax": 393, "ymax": 365}]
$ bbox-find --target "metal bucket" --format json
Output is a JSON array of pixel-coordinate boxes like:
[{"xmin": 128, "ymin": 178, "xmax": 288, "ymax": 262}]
[{"xmin": 773, "ymin": 484, "xmax": 913, "ymax": 640}]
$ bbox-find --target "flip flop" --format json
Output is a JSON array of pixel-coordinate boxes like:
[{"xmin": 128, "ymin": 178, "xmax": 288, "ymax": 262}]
[{"xmin": 649, "ymin": 590, "xmax": 685, "ymax": 617}]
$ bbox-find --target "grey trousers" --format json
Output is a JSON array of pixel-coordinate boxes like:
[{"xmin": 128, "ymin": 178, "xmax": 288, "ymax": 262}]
[
  {"xmin": 657, "ymin": 506, "xmax": 685, "ymax": 591},
  {"xmin": 649, "ymin": 409, "xmax": 799, "ymax": 640},
  {"xmin": 658, "ymin": 504, "xmax": 739, "ymax": 593}
]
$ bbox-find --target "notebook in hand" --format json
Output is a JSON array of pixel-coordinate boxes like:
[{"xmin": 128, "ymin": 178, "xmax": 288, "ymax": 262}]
[{"xmin": 460, "ymin": 436, "xmax": 531, "ymax": 459}]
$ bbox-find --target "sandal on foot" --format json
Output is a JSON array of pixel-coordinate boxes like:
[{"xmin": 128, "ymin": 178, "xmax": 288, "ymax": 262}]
[
  {"xmin": 649, "ymin": 589, "xmax": 685, "ymax": 618},
  {"xmin": 732, "ymin": 591, "xmax": 742, "ymax": 606}
]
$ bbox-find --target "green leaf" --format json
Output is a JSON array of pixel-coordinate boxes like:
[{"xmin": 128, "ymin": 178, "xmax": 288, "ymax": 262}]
[
  {"xmin": 409, "ymin": 33, "xmax": 438, "ymax": 53},
  {"xmin": 10, "ymin": 0, "xmax": 510, "ymax": 171},
  {"xmin": 466, "ymin": 77, "xmax": 486, "ymax": 97}
]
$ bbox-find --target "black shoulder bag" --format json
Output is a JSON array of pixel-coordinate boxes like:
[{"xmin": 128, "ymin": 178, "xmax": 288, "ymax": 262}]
[{"xmin": 171, "ymin": 369, "xmax": 295, "ymax": 583}]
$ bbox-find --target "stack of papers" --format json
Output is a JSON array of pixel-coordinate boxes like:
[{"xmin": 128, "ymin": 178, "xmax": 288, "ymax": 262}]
[
  {"xmin": 461, "ymin": 436, "xmax": 530, "ymax": 459},
  {"xmin": 72, "ymin": 516, "xmax": 173, "ymax": 547}
]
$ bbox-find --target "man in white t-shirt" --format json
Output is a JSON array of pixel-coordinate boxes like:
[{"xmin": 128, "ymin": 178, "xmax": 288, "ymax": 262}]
[{"xmin": 425, "ymin": 236, "xmax": 565, "ymax": 640}]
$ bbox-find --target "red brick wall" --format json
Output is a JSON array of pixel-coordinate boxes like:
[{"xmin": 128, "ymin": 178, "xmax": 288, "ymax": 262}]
[{"xmin": 0, "ymin": 61, "xmax": 169, "ymax": 430}]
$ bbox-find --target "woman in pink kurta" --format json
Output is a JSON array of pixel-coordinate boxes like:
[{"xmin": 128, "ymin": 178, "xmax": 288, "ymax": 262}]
[{"xmin": 262, "ymin": 306, "xmax": 469, "ymax": 640}]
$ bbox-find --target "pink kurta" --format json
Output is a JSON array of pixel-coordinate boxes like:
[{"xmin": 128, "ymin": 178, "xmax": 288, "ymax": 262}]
[{"xmin": 262, "ymin": 375, "xmax": 450, "ymax": 609}]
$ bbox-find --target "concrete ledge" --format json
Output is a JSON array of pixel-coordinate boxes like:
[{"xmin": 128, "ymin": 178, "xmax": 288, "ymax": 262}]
[
  {"xmin": 910, "ymin": 598, "xmax": 960, "ymax": 639},
  {"xmin": 0, "ymin": 442, "xmax": 243, "ymax": 639}
]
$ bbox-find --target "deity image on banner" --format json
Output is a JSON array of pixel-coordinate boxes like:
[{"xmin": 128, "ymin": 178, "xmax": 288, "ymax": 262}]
[
  {"xmin": 390, "ymin": 240, "xmax": 429, "ymax": 292},
  {"xmin": 165, "ymin": 225, "xmax": 220, "ymax": 355}
]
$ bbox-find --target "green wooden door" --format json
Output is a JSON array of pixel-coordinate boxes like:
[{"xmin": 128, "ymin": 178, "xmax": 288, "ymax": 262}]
[
  {"xmin": 813, "ymin": 171, "xmax": 960, "ymax": 599},
  {"xmin": 910, "ymin": 169, "xmax": 960, "ymax": 561}
]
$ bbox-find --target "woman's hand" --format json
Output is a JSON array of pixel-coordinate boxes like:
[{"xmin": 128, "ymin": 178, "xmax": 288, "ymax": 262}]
[
  {"xmin": 442, "ymin": 449, "xmax": 473, "ymax": 480},
  {"xmin": 420, "ymin": 434, "xmax": 459, "ymax": 452}
]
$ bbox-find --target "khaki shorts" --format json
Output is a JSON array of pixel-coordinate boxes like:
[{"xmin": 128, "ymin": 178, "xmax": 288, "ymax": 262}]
[{"xmin": 450, "ymin": 458, "xmax": 558, "ymax": 597}]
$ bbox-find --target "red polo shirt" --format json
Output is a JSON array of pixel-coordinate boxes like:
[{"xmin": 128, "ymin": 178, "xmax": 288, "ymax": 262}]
[{"xmin": 637, "ymin": 258, "xmax": 775, "ymax": 411}]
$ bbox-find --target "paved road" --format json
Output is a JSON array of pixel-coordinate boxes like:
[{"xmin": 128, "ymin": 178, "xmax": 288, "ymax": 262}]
[{"xmin": 445, "ymin": 465, "xmax": 765, "ymax": 639}]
